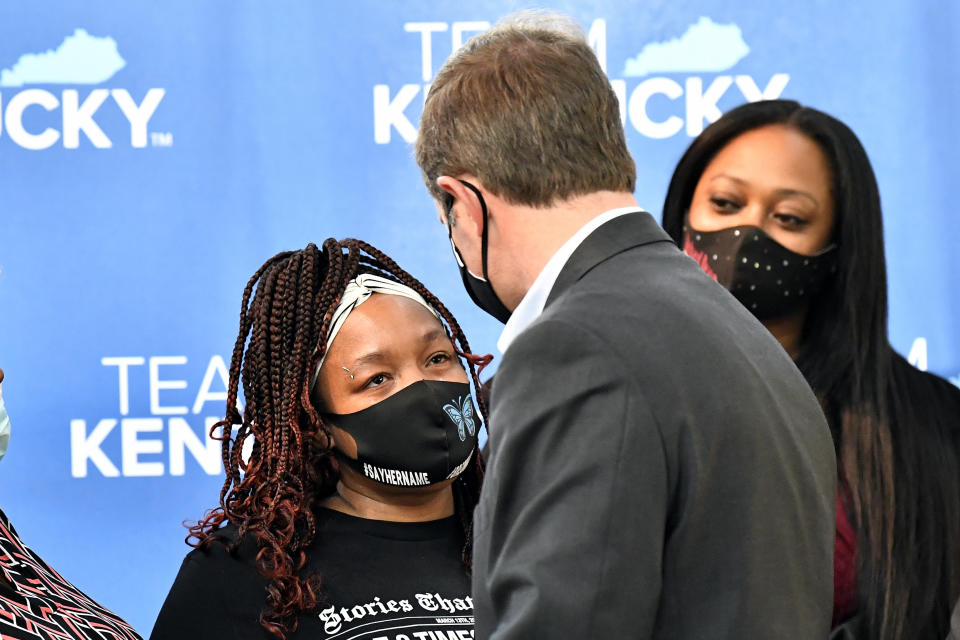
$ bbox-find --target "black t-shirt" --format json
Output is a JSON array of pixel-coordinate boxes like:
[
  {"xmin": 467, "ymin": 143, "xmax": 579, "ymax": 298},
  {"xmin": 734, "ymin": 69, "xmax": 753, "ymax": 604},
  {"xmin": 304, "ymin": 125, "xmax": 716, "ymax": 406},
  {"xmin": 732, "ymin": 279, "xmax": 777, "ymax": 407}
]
[{"xmin": 150, "ymin": 509, "xmax": 474, "ymax": 640}]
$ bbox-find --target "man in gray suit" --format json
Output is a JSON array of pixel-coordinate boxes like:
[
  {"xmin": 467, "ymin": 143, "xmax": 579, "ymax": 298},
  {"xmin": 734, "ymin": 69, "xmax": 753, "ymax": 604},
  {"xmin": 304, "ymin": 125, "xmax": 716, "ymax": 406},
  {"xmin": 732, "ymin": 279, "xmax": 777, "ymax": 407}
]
[
  {"xmin": 948, "ymin": 598, "xmax": 960, "ymax": 640},
  {"xmin": 415, "ymin": 12, "xmax": 836, "ymax": 639}
]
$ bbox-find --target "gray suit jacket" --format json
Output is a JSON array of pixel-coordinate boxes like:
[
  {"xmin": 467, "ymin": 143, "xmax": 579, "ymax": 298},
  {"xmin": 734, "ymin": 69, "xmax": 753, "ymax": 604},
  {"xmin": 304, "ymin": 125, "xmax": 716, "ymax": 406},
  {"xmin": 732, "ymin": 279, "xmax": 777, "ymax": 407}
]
[
  {"xmin": 472, "ymin": 213, "xmax": 836, "ymax": 639},
  {"xmin": 948, "ymin": 598, "xmax": 960, "ymax": 640}
]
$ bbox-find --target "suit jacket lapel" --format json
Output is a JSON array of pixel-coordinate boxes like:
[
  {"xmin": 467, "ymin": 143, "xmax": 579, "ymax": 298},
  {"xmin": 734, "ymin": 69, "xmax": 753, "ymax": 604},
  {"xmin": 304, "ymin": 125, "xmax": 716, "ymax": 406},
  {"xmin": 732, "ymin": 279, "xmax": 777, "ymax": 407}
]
[{"xmin": 545, "ymin": 212, "xmax": 674, "ymax": 307}]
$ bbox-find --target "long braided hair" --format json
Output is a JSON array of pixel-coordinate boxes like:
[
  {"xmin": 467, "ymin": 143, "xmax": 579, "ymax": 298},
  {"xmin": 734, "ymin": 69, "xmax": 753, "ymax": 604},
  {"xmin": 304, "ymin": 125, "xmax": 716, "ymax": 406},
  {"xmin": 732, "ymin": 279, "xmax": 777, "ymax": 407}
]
[{"xmin": 187, "ymin": 239, "xmax": 489, "ymax": 639}]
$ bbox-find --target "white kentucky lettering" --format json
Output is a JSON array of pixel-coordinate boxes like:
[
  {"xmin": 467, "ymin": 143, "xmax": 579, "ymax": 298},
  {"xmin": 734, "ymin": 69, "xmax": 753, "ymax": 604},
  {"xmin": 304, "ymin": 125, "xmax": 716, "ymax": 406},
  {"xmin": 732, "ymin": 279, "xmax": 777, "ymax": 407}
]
[{"xmin": 0, "ymin": 88, "xmax": 165, "ymax": 149}]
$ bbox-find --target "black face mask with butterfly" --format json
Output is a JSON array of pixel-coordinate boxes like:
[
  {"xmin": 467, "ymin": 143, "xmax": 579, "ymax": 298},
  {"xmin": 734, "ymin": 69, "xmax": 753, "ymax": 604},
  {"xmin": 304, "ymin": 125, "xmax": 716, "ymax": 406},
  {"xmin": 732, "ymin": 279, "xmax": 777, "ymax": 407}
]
[{"xmin": 322, "ymin": 380, "xmax": 478, "ymax": 488}]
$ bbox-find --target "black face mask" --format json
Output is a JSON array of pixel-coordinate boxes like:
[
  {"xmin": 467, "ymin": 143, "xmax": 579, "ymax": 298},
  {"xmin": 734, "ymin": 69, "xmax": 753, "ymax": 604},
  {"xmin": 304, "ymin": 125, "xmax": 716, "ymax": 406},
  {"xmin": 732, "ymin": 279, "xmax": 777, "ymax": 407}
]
[
  {"xmin": 683, "ymin": 223, "xmax": 838, "ymax": 320},
  {"xmin": 444, "ymin": 180, "xmax": 513, "ymax": 324},
  {"xmin": 323, "ymin": 380, "xmax": 478, "ymax": 488}
]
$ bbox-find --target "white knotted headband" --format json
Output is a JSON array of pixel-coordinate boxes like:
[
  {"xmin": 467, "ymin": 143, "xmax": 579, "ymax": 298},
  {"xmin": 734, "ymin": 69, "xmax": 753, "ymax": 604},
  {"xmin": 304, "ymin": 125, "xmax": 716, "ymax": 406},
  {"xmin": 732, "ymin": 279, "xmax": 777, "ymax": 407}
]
[{"xmin": 310, "ymin": 274, "xmax": 441, "ymax": 389}]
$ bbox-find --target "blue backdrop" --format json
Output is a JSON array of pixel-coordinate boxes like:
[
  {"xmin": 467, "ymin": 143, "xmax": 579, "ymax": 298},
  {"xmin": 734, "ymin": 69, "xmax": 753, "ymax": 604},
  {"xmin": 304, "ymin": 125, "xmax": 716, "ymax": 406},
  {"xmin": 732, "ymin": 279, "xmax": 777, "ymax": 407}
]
[{"xmin": 1, "ymin": 1, "xmax": 957, "ymax": 634}]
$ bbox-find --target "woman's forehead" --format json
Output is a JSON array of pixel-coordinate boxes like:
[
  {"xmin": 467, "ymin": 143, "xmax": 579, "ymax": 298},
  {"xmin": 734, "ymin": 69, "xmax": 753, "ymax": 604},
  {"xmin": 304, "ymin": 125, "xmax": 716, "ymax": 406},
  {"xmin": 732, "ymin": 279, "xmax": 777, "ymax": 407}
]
[
  {"xmin": 705, "ymin": 126, "xmax": 832, "ymax": 194},
  {"xmin": 326, "ymin": 294, "xmax": 446, "ymax": 364}
]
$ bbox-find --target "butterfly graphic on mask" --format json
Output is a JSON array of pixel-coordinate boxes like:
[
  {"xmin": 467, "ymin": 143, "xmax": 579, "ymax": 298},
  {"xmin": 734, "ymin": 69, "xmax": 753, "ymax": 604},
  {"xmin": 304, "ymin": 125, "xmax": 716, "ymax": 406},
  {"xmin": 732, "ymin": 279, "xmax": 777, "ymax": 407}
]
[{"xmin": 442, "ymin": 396, "xmax": 476, "ymax": 442}]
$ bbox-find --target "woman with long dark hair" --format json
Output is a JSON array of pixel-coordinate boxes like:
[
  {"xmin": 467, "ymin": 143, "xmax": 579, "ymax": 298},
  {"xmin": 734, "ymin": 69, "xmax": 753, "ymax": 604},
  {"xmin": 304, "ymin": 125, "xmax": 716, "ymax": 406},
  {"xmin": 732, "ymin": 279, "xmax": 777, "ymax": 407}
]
[
  {"xmin": 150, "ymin": 239, "xmax": 489, "ymax": 640},
  {"xmin": 661, "ymin": 99, "xmax": 960, "ymax": 639}
]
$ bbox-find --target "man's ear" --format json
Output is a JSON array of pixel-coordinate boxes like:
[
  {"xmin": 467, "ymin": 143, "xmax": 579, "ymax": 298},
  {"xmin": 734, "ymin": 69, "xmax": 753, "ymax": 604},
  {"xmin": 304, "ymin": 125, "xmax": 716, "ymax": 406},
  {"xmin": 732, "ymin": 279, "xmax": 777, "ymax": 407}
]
[{"xmin": 436, "ymin": 176, "xmax": 485, "ymax": 237}]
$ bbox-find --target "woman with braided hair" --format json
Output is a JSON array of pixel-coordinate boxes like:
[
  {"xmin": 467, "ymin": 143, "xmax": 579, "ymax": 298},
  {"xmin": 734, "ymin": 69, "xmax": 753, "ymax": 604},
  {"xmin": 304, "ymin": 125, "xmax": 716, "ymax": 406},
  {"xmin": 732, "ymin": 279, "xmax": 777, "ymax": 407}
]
[{"xmin": 150, "ymin": 239, "xmax": 489, "ymax": 640}]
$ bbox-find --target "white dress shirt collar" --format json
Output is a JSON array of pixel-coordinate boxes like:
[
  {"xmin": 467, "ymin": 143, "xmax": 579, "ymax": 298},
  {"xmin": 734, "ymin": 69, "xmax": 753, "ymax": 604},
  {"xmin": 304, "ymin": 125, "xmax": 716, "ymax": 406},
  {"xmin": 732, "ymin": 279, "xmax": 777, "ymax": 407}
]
[{"xmin": 497, "ymin": 207, "xmax": 644, "ymax": 354}]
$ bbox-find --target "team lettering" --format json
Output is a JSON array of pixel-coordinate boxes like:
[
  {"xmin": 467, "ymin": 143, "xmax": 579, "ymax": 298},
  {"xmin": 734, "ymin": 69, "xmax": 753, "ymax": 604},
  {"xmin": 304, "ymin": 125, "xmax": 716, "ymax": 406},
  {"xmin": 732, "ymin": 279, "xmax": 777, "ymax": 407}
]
[{"xmin": 373, "ymin": 20, "xmax": 788, "ymax": 143}]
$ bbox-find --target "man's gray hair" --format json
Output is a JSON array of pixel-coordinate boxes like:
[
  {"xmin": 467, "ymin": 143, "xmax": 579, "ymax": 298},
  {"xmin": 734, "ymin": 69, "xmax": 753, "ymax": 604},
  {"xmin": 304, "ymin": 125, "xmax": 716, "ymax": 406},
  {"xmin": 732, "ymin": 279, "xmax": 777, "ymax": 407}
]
[
  {"xmin": 492, "ymin": 10, "xmax": 587, "ymax": 40},
  {"xmin": 415, "ymin": 9, "xmax": 635, "ymax": 207}
]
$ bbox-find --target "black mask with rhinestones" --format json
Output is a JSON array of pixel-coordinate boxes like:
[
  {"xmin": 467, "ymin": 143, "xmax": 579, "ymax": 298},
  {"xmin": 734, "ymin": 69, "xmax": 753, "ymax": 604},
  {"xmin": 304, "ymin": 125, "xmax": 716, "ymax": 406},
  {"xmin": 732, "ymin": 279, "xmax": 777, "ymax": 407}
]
[{"xmin": 683, "ymin": 224, "xmax": 838, "ymax": 320}]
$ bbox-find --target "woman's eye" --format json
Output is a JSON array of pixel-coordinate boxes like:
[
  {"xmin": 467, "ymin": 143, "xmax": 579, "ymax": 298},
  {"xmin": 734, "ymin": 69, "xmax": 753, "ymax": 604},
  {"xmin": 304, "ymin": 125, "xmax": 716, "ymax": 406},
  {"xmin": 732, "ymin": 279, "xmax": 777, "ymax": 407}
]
[
  {"xmin": 709, "ymin": 196, "xmax": 740, "ymax": 213},
  {"xmin": 364, "ymin": 374, "xmax": 387, "ymax": 388},
  {"xmin": 774, "ymin": 213, "xmax": 808, "ymax": 229},
  {"xmin": 428, "ymin": 352, "xmax": 451, "ymax": 366}
]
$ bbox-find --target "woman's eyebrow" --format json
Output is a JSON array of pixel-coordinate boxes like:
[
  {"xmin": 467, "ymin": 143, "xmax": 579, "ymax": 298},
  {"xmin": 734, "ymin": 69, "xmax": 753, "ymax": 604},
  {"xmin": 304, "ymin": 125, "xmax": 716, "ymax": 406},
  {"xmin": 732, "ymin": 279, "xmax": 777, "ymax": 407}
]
[
  {"xmin": 421, "ymin": 328, "xmax": 449, "ymax": 344},
  {"xmin": 773, "ymin": 188, "xmax": 819, "ymax": 207},
  {"xmin": 351, "ymin": 351, "xmax": 387, "ymax": 367},
  {"xmin": 712, "ymin": 173, "xmax": 820, "ymax": 207},
  {"xmin": 348, "ymin": 328, "xmax": 448, "ymax": 368},
  {"xmin": 710, "ymin": 173, "xmax": 748, "ymax": 186}
]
